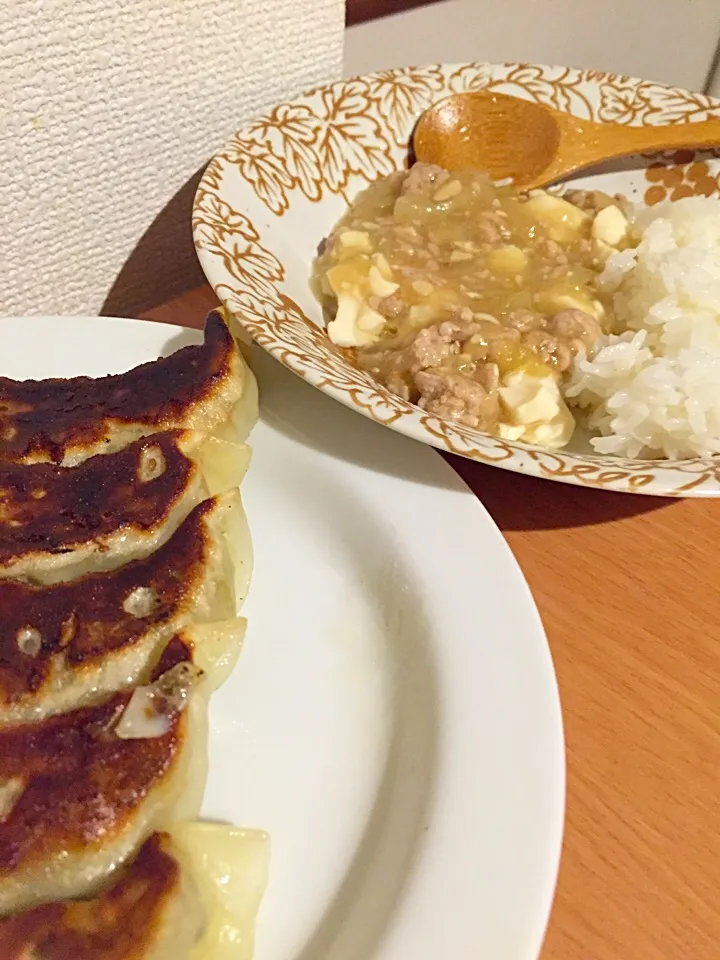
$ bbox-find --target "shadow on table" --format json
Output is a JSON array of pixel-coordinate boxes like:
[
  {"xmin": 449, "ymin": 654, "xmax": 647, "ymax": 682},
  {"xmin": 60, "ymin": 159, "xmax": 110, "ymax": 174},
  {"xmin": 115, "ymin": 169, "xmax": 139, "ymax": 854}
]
[
  {"xmin": 446, "ymin": 453, "xmax": 676, "ymax": 532},
  {"xmin": 101, "ymin": 165, "xmax": 208, "ymax": 320}
]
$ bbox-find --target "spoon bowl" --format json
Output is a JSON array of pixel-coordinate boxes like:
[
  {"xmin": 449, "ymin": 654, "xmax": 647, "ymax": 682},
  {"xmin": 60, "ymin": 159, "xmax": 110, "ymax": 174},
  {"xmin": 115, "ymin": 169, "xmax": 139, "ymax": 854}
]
[{"xmin": 414, "ymin": 90, "xmax": 720, "ymax": 189}]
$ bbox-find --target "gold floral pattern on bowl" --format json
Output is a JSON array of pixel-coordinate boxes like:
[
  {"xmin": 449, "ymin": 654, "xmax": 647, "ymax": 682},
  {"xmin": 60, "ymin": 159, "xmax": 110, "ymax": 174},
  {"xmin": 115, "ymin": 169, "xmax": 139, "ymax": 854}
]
[{"xmin": 193, "ymin": 62, "xmax": 720, "ymax": 497}]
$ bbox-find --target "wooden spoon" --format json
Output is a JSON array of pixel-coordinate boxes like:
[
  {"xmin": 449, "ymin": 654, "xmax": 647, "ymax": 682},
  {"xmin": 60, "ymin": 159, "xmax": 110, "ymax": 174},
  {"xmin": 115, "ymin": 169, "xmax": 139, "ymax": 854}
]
[{"xmin": 413, "ymin": 90, "xmax": 720, "ymax": 190}]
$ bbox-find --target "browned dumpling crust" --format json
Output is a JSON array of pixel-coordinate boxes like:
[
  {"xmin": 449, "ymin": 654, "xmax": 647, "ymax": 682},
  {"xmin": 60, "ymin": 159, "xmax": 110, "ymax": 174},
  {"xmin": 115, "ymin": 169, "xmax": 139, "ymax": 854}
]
[
  {"xmin": 0, "ymin": 431, "xmax": 200, "ymax": 572},
  {"xmin": 0, "ymin": 637, "xmax": 205, "ymax": 916},
  {"xmin": 0, "ymin": 493, "xmax": 240, "ymax": 726},
  {"xmin": 0, "ymin": 311, "xmax": 248, "ymax": 465},
  {"xmin": 0, "ymin": 831, "xmax": 186, "ymax": 960}
]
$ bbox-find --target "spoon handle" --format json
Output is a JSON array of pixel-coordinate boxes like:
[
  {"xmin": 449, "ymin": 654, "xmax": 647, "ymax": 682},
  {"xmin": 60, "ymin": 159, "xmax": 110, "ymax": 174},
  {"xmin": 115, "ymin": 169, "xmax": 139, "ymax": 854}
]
[{"xmin": 592, "ymin": 116, "xmax": 720, "ymax": 159}]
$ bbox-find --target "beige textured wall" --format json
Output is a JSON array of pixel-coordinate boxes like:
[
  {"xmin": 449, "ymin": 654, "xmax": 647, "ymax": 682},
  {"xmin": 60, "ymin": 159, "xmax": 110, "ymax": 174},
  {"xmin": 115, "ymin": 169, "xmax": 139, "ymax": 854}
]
[
  {"xmin": 345, "ymin": 0, "xmax": 720, "ymax": 92},
  {"xmin": 0, "ymin": 0, "xmax": 345, "ymax": 317}
]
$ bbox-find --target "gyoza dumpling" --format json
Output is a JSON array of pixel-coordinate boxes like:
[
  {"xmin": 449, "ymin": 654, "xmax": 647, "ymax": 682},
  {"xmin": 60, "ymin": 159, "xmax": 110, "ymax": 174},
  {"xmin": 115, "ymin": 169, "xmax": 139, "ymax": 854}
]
[
  {"xmin": 0, "ymin": 490, "xmax": 250, "ymax": 727},
  {"xmin": 0, "ymin": 822, "xmax": 269, "ymax": 960},
  {"xmin": 0, "ymin": 621, "xmax": 245, "ymax": 917},
  {"xmin": 0, "ymin": 310, "xmax": 258, "ymax": 466},
  {"xmin": 0, "ymin": 430, "xmax": 250, "ymax": 584}
]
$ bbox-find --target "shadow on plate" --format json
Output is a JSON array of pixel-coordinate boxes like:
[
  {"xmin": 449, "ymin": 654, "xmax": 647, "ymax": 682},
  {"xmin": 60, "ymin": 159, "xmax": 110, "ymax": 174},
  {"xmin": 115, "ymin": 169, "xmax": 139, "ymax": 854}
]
[
  {"xmin": 253, "ymin": 349, "xmax": 461, "ymax": 492},
  {"xmin": 447, "ymin": 453, "xmax": 675, "ymax": 532},
  {"xmin": 278, "ymin": 455, "xmax": 440, "ymax": 960},
  {"xmin": 254, "ymin": 348, "xmax": 681, "ymax": 525}
]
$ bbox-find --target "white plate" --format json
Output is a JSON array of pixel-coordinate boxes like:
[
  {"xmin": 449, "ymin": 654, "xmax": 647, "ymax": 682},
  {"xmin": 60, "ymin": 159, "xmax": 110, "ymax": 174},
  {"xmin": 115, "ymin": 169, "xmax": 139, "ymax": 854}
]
[{"xmin": 1, "ymin": 315, "xmax": 565, "ymax": 960}]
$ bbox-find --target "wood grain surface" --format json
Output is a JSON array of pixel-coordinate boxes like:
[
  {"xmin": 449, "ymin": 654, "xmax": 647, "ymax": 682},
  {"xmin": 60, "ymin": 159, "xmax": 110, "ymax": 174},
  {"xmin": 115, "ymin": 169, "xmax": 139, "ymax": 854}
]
[{"xmin": 144, "ymin": 284, "xmax": 720, "ymax": 960}]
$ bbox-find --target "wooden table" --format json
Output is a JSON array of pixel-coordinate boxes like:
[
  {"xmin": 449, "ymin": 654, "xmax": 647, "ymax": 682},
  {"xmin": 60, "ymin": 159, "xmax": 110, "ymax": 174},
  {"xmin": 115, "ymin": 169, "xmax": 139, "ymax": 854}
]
[{"xmin": 145, "ymin": 284, "xmax": 720, "ymax": 960}]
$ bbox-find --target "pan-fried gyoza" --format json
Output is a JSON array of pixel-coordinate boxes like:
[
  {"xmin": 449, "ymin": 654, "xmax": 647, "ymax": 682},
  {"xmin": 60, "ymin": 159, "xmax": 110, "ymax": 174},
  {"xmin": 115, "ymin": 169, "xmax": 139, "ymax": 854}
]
[
  {"xmin": 0, "ymin": 311, "xmax": 268, "ymax": 960},
  {"xmin": 0, "ymin": 430, "xmax": 250, "ymax": 584},
  {"xmin": 0, "ymin": 491, "xmax": 250, "ymax": 727},
  {"xmin": 0, "ymin": 311, "xmax": 258, "ymax": 466},
  {"xmin": 0, "ymin": 822, "xmax": 269, "ymax": 960},
  {"xmin": 0, "ymin": 627, "xmax": 245, "ymax": 916}
]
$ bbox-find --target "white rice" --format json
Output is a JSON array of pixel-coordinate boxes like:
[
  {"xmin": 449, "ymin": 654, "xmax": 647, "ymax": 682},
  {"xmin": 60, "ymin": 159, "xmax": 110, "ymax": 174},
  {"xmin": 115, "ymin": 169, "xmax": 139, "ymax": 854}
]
[{"xmin": 565, "ymin": 196, "xmax": 720, "ymax": 459}]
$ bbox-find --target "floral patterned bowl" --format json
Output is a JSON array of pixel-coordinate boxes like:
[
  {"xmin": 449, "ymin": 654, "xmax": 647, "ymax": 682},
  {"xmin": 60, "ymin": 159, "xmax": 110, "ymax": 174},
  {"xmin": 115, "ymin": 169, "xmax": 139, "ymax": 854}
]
[{"xmin": 193, "ymin": 62, "xmax": 720, "ymax": 497}]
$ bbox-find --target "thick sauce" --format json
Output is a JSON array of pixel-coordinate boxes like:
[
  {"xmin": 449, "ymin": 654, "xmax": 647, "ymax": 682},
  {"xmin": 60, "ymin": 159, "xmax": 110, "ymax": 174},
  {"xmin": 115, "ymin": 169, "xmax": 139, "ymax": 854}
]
[{"xmin": 314, "ymin": 164, "xmax": 630, "ymax": 446}]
